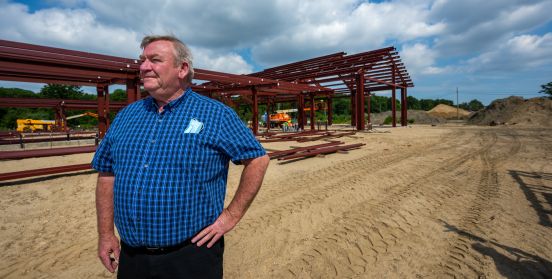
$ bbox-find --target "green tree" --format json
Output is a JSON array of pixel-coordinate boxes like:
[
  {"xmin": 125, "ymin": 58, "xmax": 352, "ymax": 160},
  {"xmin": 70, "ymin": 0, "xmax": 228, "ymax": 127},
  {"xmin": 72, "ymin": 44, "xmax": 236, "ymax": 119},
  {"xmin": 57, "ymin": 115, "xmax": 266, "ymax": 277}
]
[
  {"xmin": 370, "ymin": 95, "xmax": 389, "ymax": 112},
  {"xmin": 406, "ymin": 96, "xmax": 421, "ymax": 110},
  {"xmin": 467, "ymin": 99, "xmax": 484, "ymax": 111},
  {"xmin": 110, "ymin": 89, "xmax": 128, "ymax": 102},
  {"xmin": 539, "ymin": 81, "xmax": 552, "ymax": 99},
  {"xmin": 39, "ymin": 84, "xmax": 95, "ymax": 100},
  {"xmin": 0, "ymin": 87, "xmax": 39, "ymax": 98},
  {"xmin": 333, "ymin": 98, "xmax": 350, "ymax": 115}
]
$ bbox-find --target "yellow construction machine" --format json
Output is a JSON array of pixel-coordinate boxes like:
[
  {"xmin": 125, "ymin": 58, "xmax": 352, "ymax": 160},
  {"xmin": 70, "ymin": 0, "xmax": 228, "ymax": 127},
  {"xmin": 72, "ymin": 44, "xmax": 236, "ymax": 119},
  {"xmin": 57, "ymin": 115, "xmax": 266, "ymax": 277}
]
[
  {"xmin": 16, "ymin": 119, "xmax": 56, "ymax": 132},
  {"xmin": 16, "ymin": 112, "xmax": 98, "ymax": 132}
]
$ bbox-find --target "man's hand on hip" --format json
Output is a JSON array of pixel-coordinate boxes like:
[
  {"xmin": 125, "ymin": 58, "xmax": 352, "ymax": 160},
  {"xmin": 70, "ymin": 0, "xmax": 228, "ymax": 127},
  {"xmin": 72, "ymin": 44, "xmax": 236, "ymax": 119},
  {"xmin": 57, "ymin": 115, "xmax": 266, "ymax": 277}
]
[
  {"xmin": 98, "ymin": 233, "xmax": 120, "ymax": 273},
  {"xmin": 192, "ymin": 209, "xmax": 238, "ymax": 248}
]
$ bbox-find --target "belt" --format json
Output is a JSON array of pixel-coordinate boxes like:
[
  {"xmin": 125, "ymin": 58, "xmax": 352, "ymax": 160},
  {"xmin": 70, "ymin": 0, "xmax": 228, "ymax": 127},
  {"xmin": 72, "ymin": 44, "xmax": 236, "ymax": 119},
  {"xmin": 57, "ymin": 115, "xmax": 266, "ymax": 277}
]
[{"xmin": 121, "ymin": 239, "xmax": 193, "ymax": 255}]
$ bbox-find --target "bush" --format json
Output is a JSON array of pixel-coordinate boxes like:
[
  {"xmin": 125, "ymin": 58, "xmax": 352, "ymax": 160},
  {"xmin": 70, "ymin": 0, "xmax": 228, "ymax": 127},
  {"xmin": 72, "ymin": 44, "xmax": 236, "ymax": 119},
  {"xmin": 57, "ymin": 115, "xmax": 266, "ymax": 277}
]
[
  {"xmin": 332, "ymin": 115, "xmax": 351, "ymax": 124},
  {"xmin": 383, "ymin": 116, "xmax": 392, "ymax": 125},
  {"xmin": 408, "ymin": 119, "xmax": 415, "ymax": 124}
]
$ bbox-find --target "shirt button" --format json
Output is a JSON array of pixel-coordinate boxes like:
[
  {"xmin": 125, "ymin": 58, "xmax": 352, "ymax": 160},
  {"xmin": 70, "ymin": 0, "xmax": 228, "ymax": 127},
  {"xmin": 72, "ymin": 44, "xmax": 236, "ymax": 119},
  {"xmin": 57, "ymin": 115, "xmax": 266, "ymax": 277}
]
[
  {"xmin": 158, "ymin": 119, "xmax": 162, "ymax": 123},
  {"xmin": 151, "ymin": 140, "xmax": 156, "ymax": 144},
  {"xmin": 144, "ymin": 164, "xmax": 149, "ymax": 168}
]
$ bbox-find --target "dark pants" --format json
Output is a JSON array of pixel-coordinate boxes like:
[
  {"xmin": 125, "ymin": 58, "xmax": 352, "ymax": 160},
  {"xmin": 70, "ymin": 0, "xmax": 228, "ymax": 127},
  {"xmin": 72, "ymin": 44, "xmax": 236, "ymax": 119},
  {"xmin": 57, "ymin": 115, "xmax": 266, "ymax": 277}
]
[{"xmin": 118, "ymin": 238, "xmax": 224, "ymax": 279}]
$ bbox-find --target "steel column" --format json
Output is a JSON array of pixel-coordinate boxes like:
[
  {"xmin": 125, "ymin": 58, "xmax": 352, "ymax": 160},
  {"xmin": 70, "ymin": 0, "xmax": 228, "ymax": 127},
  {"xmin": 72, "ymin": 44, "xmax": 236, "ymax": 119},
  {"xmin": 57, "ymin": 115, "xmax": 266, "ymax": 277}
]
[
  {"xmin": 252, "ymin": 87, "xmax": 259, "ymax": 136},
  {"xmin": 367, "ymin": 91, "xmax": 371, "ymax": 127},
  {"xmin": 350, "ymin": 90, "xmax": 356, "ymax": 126},
  {"xmin": 401, "ymin": 87, "xmax": 407, "ymax": 126},
  {"xmin": 97, "ymin": 85, "xmax": 107, "ymax": 138},
  {"xmin": 267, "ymin": 97, "xmax": 272, "ymax": 133},
  {"xmin": 355, "ymin": 69, "xmax": 365, "ymax": 130},
  {"xmin": 309, "ymin": 93, "xmax": 315, "ymax": 131},
  {"xmin": 391, "ymin": 65, "xmax": 397, "ymax": 127},
  {"xmin": 298, "ymin": 94, "xmax": 305, "ymax": 130},
  {"xmin": 328, "ymin": 97, "xmax": 333, "ymax": 126},
  {"xmin": 126, "ymin": 78, "xmax": 138, "ymax": 104}
]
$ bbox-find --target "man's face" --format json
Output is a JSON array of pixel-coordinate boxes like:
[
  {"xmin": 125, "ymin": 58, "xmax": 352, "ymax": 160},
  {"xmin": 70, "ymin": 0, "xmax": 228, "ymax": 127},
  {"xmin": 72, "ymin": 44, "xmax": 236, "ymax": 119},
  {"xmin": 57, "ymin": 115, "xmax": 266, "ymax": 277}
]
[{"xmin": 139, "ymin": 40, "xmax": 188, "ymax": 99}]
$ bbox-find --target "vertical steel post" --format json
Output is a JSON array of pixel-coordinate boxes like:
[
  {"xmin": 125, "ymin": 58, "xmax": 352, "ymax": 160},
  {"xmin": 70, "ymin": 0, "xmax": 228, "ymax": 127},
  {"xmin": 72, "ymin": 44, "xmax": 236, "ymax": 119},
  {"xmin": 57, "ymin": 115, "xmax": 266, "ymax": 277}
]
[
  {"xmin": 252, "ymin": 87, "xmax": 258, "ymax": 136},
  {"xmin": 401, "ymin": 87, "xmax": 407, "ymax": 126},
  {"xmin": 328, "ymin": 96, "xmax": 333, "ymax": 126},
  {"xmin": 310, "ymin": 93, "xmax": 315, "ymax": 131},
  {"xmin": 355, "ymin": 69, "xmax": 365, "ymax": 130},
  {"xmin": 392, "ymin": 65, "xmax": 397, "ymax": 127},
  {"xmin": 126, "ymin": 78, "xmax": 137, "ymax": 104},
  {"xmin": 350, "ymin": 90, "xmax": 356, "ymax": 127},
  {"xmin": 298, "ymin": 94, "xmax": 305, "ymax": 131},
  {"xmin": 97, "ymin": 85, "xmax": 106, "ymax": 138},
  {"xmin": 267, "ymin": 97, "xmax": 272, "ymax": 133},
  {"xmin": 366, "ymin": 91, "xmax": 371, "ymax": 128},
  {"xmin": 103, "ymin": 84, "xmax": 110, "ymax": 130}
]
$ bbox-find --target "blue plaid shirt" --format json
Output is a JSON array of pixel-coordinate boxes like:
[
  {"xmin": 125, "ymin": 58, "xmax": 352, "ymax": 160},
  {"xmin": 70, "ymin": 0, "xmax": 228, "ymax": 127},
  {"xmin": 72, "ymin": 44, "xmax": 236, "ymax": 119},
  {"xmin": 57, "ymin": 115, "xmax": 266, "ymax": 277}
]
[{"xmin": 91, "ymin": 88, "xmax": 266, "ymax": 247}]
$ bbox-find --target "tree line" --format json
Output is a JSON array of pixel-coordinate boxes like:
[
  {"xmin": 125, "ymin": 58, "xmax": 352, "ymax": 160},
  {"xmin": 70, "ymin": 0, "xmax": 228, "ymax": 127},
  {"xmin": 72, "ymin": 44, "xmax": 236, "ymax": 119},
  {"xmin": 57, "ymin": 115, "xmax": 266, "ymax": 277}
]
[
  {"xmin": 1, "ymin": 84, "xmax": 487, "ymax": 130},
  {"xmin": 0, "ymin": 85, "xmax": 128, "ymax": 130}
]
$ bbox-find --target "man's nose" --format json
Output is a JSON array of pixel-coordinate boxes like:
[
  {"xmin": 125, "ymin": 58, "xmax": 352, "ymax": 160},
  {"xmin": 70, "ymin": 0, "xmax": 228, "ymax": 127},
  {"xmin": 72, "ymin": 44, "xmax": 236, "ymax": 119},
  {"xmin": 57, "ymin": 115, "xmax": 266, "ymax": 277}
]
[{"xmin": 139, "ymin": 60, "xmax": 151, "ymax": 71}]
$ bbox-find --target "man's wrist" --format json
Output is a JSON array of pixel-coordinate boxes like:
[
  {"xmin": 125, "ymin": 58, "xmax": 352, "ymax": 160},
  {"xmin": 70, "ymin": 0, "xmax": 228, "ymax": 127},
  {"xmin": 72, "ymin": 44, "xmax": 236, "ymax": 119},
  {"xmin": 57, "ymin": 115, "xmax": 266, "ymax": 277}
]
[{"xmin": 98, "ymin": 231, "xmax": 116, "ymax": 238}]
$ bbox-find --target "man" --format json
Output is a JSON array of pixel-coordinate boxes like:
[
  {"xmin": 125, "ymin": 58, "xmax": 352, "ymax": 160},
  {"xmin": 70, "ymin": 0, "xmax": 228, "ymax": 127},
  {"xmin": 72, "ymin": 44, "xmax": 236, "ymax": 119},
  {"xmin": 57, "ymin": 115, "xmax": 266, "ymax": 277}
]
[{"xmin": 92, "ymin": 35, "xmax": 269, "ymax": 278}]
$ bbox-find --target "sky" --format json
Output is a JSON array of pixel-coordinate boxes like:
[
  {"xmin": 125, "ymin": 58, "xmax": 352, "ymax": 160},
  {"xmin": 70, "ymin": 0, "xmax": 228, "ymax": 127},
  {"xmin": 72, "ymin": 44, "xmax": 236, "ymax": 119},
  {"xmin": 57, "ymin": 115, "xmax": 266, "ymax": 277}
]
[{"xmin": 1, "ymin": 0, "xmax": 551, "ymax": 105}]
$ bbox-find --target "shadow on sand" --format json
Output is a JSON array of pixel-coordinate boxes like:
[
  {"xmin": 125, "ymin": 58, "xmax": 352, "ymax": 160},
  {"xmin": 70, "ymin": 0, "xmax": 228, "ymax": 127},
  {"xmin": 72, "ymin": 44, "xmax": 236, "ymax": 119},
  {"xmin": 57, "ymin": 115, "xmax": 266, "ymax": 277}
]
[
  {"xmin": 508, "ymin": 170, "xmax": 552, "ymax": 228},
  {"xmin": 441, "ymin": 221, "xmax": 552, "ymax": 278}
]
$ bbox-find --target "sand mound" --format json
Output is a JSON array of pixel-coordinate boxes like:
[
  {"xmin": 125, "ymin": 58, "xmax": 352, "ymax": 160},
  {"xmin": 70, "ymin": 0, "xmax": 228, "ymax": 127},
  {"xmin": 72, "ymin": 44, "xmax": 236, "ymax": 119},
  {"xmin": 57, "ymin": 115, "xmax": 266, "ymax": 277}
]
[
  {"xmin": 428, "ymin": 104, "xmax": 471, "ymax": 119},
  {"xmin": 370, "ymin": 110, "xmax": 446, "ymax": 125},
  {"xmin": 468, "ymin": 96, "xmax": 552, "ymax": 127}
]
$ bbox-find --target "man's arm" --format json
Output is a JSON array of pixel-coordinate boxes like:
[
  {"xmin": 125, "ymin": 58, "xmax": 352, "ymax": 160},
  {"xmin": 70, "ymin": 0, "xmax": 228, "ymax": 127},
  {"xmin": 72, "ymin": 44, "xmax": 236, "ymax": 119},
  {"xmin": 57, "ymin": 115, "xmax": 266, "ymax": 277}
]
[
  {"xmin": 192, "ymin": 154, "xmax": 270, "ymax": 248},
  {"xmin": 95, "ymin": 172, "xmax": 120, "ymax": 273}
]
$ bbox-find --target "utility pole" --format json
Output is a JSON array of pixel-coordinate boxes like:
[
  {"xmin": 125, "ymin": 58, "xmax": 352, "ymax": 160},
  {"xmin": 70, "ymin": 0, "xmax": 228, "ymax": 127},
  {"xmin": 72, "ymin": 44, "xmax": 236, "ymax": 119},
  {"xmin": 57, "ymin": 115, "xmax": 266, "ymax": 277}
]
[{"xmin": 456, "ymin": 87, "xmax": 459, "ymax": 120}]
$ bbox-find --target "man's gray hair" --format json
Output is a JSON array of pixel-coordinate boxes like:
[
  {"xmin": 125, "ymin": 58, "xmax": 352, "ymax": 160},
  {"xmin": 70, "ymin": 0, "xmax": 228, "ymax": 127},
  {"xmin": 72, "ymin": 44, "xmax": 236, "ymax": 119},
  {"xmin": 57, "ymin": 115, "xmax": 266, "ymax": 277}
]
[{"xmin": 141, "ymin": 35, "xmax": 195, "ymax": 83}]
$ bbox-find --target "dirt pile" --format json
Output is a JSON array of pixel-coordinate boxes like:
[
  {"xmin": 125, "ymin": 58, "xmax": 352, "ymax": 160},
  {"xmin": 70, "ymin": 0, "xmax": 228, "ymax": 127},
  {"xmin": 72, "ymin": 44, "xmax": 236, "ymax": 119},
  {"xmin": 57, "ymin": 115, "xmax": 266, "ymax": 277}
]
[
  {"xmin": 468, "ymin": 96, "xmax": 552, "ymax": 127},
  {"xmin": 428, "ymin": 104, "xmax": 471, "ymax": 119},
  {"xmin": 370, "ymin": 110, "xmax": 446, "ymax": 125}
]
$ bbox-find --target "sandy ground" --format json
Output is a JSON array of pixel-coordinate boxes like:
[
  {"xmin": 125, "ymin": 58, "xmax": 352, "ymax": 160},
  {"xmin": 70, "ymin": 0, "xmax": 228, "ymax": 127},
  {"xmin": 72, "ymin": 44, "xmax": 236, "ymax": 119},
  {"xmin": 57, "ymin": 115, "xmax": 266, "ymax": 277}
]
[{"xmin": 1, "ymin": 124, "xmax": 551, "ymax": 278}]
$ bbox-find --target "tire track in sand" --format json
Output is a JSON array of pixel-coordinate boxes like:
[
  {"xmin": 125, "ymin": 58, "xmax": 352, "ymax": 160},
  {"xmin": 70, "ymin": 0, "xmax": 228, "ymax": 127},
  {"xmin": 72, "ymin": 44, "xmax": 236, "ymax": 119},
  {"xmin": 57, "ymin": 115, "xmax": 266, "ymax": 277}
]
[
  {"xmin": 262, "ymin": 129, "xmax": 501, "ymax": 278},
  {"xmin": 438, "ymin": 128, "xmax": 522, "ymax": 278}
]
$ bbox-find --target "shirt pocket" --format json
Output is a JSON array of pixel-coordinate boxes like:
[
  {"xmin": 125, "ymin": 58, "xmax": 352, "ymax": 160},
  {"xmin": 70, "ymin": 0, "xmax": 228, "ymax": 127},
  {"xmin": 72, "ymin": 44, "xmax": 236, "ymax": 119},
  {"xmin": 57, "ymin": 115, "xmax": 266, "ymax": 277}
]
[{"xmin": 177, "ymin": 133, "xmax": 206, "ymax": 171}]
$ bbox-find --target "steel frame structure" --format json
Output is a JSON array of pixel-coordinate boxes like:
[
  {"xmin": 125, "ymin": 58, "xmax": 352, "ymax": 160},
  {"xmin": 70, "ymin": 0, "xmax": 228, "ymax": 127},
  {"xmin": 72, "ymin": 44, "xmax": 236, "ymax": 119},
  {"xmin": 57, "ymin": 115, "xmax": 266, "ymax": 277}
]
[
  {"xmin": 250, "ymin": 47, "xmax": 414, "ymax": 129},
  {"xmin": 0, "ymin": 39, "xmax": 412, "ymax": 181}
]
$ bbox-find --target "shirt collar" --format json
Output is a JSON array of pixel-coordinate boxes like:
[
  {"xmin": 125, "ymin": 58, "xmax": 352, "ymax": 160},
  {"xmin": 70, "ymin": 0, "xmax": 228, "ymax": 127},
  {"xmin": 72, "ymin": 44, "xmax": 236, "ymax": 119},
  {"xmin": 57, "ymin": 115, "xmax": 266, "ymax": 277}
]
[{"xmin": 146, "ymin": 87, "xmax": 191, "ymax": 113}]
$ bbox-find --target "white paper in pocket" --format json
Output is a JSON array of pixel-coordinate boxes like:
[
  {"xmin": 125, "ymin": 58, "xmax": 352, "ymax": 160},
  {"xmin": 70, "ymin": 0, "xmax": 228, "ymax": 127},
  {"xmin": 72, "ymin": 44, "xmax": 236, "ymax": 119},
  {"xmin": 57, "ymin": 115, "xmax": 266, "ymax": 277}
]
[{"xmin": 184, "ymin": 118, "xmax": 204, "ymax": 134}]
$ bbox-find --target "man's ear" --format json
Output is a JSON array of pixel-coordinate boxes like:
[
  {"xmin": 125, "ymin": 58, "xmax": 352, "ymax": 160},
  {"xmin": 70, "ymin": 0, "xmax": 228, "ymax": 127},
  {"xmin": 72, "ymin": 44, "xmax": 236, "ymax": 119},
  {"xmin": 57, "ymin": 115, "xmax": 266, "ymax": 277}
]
[{"xmin": 178, "ymin": 62, "xmax": 189, "ymax": 80}]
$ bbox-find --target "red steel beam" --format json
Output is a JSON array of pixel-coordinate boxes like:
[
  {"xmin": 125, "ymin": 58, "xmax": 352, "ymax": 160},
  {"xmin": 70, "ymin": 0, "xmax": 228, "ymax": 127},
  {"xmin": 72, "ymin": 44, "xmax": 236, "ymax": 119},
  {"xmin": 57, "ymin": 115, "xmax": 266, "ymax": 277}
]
[
  {"xmin": 278, "ymin": 143, "xmax": 365, "ymax": 161},
  {"xmin": 0, "ymin": 135, "xmax": 96, "ymax": 145},
  {"xmin": 0, "ymin": 163, "xmax": 92, "ymax": 181},
  {"xmin": 267, "ymin": 141, "xmax": 343, "ymax": 158},
  {"xmin": 0, "ymin": 145, "xmax": 96, "ymax": 160},
  {"xmin": 0, "ymin": 97, "xmax": 126, "ymax": 110}
]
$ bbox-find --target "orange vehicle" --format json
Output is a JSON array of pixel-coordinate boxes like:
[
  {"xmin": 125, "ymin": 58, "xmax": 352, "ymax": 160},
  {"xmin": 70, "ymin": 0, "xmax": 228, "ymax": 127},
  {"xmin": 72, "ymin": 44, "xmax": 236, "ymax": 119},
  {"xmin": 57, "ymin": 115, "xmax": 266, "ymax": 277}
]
[{"xmin": 269, "ymin": 112, "xmax": 291, "ymax": 124}]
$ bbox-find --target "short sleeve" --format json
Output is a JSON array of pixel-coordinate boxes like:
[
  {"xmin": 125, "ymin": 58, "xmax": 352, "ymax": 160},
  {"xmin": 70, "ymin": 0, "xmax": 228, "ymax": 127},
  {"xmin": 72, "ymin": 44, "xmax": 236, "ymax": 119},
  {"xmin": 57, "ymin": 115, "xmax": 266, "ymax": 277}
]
[
  {"xmin": 218, "ymin": 108, "xmax": 266, "ymax": 164},
  {"xmin": 91, "ymin": 126, "xmax": 114, "ymax": 173}
]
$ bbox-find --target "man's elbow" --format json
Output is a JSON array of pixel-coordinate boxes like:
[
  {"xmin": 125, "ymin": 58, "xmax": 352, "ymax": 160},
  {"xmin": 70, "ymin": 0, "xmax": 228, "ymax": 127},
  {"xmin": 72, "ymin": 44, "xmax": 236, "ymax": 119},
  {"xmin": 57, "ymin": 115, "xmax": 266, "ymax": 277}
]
[
  {"xmin": 257, "ymin": 154, "xmax": 270, "ymax": 170},
  {"xmin": 245, "ymin": 154, "xmax": 270, "ymax": 170}
]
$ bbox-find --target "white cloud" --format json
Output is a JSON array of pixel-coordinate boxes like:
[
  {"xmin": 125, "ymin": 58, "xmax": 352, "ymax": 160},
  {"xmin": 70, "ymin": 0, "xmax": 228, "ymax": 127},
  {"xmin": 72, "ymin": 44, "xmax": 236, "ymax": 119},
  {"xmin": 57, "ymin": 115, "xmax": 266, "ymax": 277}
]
[
  {"xmin": 0, "ymin": 1, "xmax": 255, "ymax": 74},
  {"xmin": 401, "ymin": 43, "xmax": 451, "ymax": 77},
  {"xmin": 192, "ymin": 48, "xmax": 253, "ymax": 74},
  {"xmin": 465, "ymin": 33, "xmax": 552, "ymax": 72},
  {"xmin": 431, "ymin": 0, "xmax": 552, "ymax": 56},
  {"xmin": 252, "ymin": 0, "xmax": 446, "ymax": 66},
  {"xmin": 1, "ymin": 0, "xmax": 551, "ymax": 96},
  {"xmin": 0, "ymin": 2, "xmax": 140, "ymax": 57}
]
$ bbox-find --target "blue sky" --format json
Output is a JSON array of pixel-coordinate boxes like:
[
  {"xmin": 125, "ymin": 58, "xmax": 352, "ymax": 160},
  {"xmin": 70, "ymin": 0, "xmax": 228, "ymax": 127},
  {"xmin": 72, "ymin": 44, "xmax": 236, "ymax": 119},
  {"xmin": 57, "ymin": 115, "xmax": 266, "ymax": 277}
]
[{"xmin": 1, "ymin": 0, "xmax": 551, "ymax": 105}]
